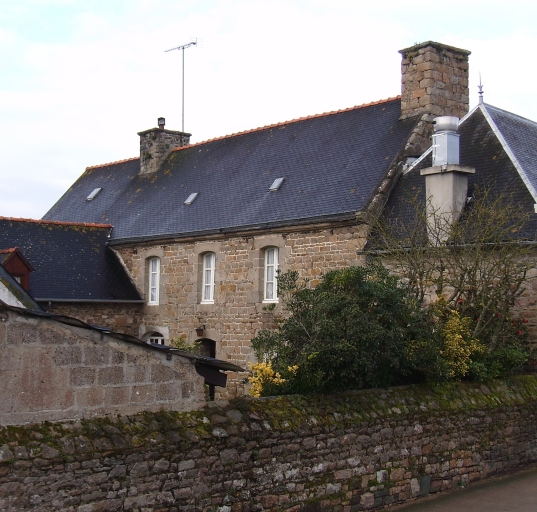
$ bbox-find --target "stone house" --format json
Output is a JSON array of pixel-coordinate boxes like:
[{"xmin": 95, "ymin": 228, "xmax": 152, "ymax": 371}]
[{"xmin": 27, "ymin": 40, "xmax": 537, "ymax": 396}]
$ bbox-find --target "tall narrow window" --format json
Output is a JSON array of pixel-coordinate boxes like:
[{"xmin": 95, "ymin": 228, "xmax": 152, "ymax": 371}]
[
  {"xmin": 148, "ymin": 257, "xmax": 160, "ymax": 305},
  {"xmin": 201, "ymin": 252, "xmax": 215, "ymax": 303},
  {"xmin": 264, "ymin": 247, "xmax": 279, "ymax": 301}
]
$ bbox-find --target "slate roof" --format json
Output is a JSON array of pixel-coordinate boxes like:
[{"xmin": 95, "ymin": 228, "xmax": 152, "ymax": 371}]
[
  {"xmin": 0, "ymin": 218, "xmax": 143, "ymax": 302},
  {"xmin": 44, "ymin": 98, "xmax": 418, "ymax": 242},
  {"xmin": 376, "ymin": 103, "xmax": 537, "ymax": 241}
]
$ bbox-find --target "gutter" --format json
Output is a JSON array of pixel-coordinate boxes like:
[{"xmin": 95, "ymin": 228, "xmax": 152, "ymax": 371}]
[{"xmin": 107, "ymin": 212, "xmax": 359, "ymax": 246}]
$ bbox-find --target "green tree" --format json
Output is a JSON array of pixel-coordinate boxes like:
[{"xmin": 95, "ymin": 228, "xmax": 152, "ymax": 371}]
[{"xmin": 251, "ymin": 262, "xmax": 430, "ymax": 395}]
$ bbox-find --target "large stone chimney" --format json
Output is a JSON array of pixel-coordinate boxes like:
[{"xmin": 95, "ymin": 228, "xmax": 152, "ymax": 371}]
[
  {"xmin": 399, "ymin": 41, "xmax": 470, "ymax": 155},
  {"xmin": 138, "ymin": 118, "xmax": 191, "ymax": 175}
]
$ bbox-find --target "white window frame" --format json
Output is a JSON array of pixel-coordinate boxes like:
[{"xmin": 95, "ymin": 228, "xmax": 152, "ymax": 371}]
[
  {"xmin": 147, "ymin": 333, "xmax": 165, "ymax": 345},
  {"xmin": 201, "ymin": 252, "xmax": 215, "ymax": 303},
  {"xmin": 148, "ymin": 257, "xmax": 160, "ymax": 305},
  {"xmin": 264, "ymin": 247, "xmax": 279, "ymax": 302}
]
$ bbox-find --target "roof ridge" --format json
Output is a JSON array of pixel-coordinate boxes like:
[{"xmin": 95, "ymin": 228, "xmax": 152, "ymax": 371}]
[
  {"xmin": 85, "ymin": 96, "xmax": 402, "ymax": 169},
  {"xmin": 173, "ymin": 96, "xmax": 402, "ymax": 152},
  {"xmin": 86, "ymin": 156, "xmax": 139, "ymax": 171},
  {"xmin": 0, "ymin": 217, "xmax": 113, "ymax": 229},
  {"xmin": 0, "ymin": 247, "xmax": 20, "ymax": 254}
]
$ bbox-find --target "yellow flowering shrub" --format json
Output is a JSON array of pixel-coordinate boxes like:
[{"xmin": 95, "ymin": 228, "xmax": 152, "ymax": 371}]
[
  {"xmin": 247, "ymin": 362, "xmax": 289, "ymax": 397},
  {"xmin": 441, "ymin": 310, "xmax": 485, "ymax": 378}
]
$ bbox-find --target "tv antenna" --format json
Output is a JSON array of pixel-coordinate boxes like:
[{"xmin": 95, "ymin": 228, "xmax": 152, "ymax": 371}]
[{"xmin": 165, "ymin": 39, "xmax": 198, "ymax": 132}]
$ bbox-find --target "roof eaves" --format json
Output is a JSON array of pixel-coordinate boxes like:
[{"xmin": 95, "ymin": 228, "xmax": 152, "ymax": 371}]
[
  {"xmin": 480, "ymin": 103, "xmax": 537, "ymax": 202},
  {"xmin": 107, "ymin": 212, "xmax": 359, "ymax": 246}
]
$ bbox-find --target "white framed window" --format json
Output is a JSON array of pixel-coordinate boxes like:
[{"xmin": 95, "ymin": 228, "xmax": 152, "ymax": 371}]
[
  {"xmin": 264, "ymin": 247, "xmax": 279, "ymax": 301},
  {"xmin": 145, "ymin": 332, "xmax": 165, "ymax": 345},
  {"xmin": 148, "ymin": 257, "xmax": 160, "ymax": 305},
  {"xmin": 201, "ymin": 252, "xmax": 215, "ymax": 303}
]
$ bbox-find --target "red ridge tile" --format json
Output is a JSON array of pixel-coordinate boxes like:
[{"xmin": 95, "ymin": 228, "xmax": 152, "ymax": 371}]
[{"xmin": 0, "ymin": 217, "xmax": 113, "ymax": 229}]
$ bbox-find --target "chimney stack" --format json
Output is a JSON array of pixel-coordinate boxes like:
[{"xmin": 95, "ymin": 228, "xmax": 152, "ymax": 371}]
[
  {"xmin": 399, "ymin": 41, "xmax": 470, "ymax": 157},
  {"xmin": 420, "ymin": 116, "xmax": 475, "ymax": 243},
  {"xmin": 138, "ymin": 118, "xmax": 191, "ymax": 175}
]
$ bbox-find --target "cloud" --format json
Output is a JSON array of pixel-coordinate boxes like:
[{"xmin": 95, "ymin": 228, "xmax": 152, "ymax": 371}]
[{"xmin": 2, "ymin": 0, "xmax": 537, "ymax": 218}]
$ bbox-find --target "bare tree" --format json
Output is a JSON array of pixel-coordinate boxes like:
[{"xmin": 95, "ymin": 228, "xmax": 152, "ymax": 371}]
[{"xmin": 372, "ymin": 187, "xmax": 535, "ymax": 346}]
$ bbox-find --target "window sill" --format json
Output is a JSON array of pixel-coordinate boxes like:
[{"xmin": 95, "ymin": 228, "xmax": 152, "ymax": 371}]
[
  {"xmin": 262, "ymin": 299, "xmax": 279, "ymax": 304},
  {"xmin": 200, "ymin": 300, "xmax": 215, "ymax": 305}
]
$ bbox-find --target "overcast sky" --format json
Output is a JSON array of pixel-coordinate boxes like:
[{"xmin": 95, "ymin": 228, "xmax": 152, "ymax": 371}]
[{"xmin": 1, "ymin": 0, "xmax": 537, "ymax": 219}]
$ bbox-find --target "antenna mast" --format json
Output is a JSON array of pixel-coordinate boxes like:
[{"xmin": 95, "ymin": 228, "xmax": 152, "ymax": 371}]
[{"xmin": 165, "ymin": 39, "xmax": 197, "ymax": 132}]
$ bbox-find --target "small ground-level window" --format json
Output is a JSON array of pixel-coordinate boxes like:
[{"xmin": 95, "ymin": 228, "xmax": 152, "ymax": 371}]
[{"xmin": 145, "ymin": 332, "xmax": 165, "ymax": 345}]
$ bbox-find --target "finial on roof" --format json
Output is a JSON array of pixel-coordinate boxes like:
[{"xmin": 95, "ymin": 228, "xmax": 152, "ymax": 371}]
[{"xmin": 478, "ymin": 73, "xmax": 484, "ymax": 104}]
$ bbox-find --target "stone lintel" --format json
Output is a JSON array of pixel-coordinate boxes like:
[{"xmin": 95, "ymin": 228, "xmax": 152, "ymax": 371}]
[{"xmin": 420, "ymin": 164, "xmax": 475, "ymax": 176}]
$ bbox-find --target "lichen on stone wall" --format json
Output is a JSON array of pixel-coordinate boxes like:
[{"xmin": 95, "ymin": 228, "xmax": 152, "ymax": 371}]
[{"xmin": 0, "ymin": 376, "xmax": 536, "ymax": 510}]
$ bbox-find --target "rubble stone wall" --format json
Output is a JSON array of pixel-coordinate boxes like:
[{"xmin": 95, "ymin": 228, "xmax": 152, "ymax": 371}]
[{"xmin": 0, "ymin": 376, "xmax": 536, "ymax": 511}]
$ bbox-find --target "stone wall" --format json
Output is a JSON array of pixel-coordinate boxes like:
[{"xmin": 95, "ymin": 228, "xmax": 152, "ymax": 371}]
[
  {"xmin": 0, "ymin": 376, "xmax": 536, "ymax": 511},
  {"xmin": 43, "ymin": 302, "xmax": 144, "ymax": 338},
  {"xmin": 114, "ymin": 223, "xmax": 369, "ymax": 398},
  {"xmin": 0, "ymin": 305, "xmax": 206, "ymax": 426}
]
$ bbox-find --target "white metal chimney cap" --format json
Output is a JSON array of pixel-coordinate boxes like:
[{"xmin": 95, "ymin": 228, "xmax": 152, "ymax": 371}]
[{"xmin": 433, "ymin": 116, "xmax": 459, "ymax": 132}]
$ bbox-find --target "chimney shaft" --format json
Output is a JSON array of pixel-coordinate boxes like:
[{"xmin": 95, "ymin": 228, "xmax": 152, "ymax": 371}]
[
  {"xmin": 399, "ymin": 41, "xmax": 471, "ymax": 121},
  {"xmin": 420, "ymin": 116, "xmax": 474, "ymax": 243},
  {"xmin": 137, "ymin": 119, "xmax": 191, "ymax": 175}
]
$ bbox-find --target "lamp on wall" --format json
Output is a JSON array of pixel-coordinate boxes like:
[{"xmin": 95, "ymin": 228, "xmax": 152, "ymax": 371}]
[{"xmin": 195, "ymin": 325, "xmax": 205, "ymax": 337}]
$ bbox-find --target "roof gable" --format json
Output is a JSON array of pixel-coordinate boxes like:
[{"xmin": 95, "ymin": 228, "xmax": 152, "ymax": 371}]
[
  {"xmin": 44, "ymin": 98, "xmax": 418, "ymax": 241},
  {"xmin": 0, "ymin": 247, "xmax": 35, "ymax": 272},
  {"xmin": 378, "ymin": 105, "xmax": 537, "ymax": 241},
  {"xmin": 480, "ymin": 103, "xmax": 537, "ymax": 202}
]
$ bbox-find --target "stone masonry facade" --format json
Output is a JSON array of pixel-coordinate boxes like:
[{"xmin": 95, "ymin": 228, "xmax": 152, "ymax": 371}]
[
  {"xmin": 44, "ymin": 302, "xmax": 144, "ymax": 338},
  {"xmin": 0, "ymin": 305, "xmax": 206, "ymax": 426},
  {"xmin": 0, "ymin": 376, "xmax": 535, "ymax": 511},
  {"xmin": 113, "ymin": 222, "xmax": 370, "ymax": 398}
]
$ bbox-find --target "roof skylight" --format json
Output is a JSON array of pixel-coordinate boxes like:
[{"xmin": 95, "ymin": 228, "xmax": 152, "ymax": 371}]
[
  {"xmin": 269, "ymin": 177, "xmax": 284, "ymax": 191},
  {"xmin": 184, "ymin": 192, "xmax": 199, "ymax": 205},
  {"xmin": 86, "ymin": 188, "xmax": 102, "ymax": 201}
]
